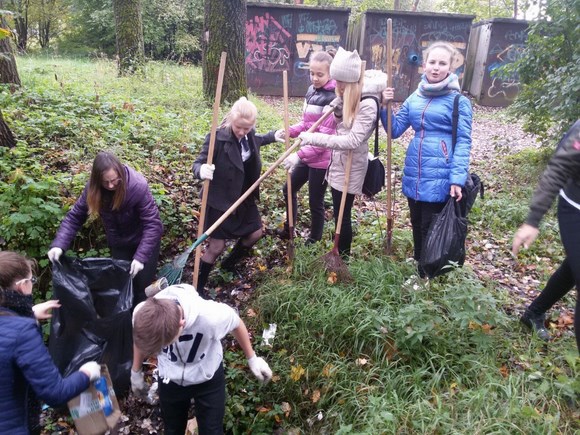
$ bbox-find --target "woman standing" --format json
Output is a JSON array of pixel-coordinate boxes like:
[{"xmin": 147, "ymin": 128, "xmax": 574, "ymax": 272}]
[
  {"xmin": 0, "ymin": 251, "xmax": 100, "ymax": 435},
  {"xmin": 192, "ymin": 97, "xmax": 276, "ymax": 297},
  {"xmin": 48, "ymin": 151, "xmax": 163, "ymax": 306},
  {"xmin": 298, "ymin": 47, "xmax": 385, "ymax": 257},
  {"xmin": 381, "ymin": 41, "xmax": 472, "ymax": 276},
  {"xmin": 276, "ymin": 50, "xmax": 336, "ymax": 244}
]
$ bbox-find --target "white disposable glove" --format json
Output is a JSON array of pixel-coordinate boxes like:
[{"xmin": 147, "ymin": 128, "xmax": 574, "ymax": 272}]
[
  {"xmin": 298, "ymin": 132, "xmax": 314, "ymax": 146},
  {"xmin": 199, "ymin": 163, "xmax": 215, "ymax": 180},
  {"xmin": 248, "ymin": 355, "xmax": 272, "ymax": 383},
  {"xmin": 131, "ymin": 368, "xmax": 149, "ymax": 398},
  {"xmin": 282, "ymin": 153, "xmax": 301, "ymax": 173},
  {"xmin": 79, "ymin": 361, "xmax": 101, "ymax": 382},
  {"xmin": 130, "ymin": 260, "xmax": 144, "ymax": 278},
  {"xmin": 274, "ymin": 129, "xmax": 286, "ymax": 143},
  {"xmin": 47, "ymin": 247, "xmax": 63, "ymax": 263}
]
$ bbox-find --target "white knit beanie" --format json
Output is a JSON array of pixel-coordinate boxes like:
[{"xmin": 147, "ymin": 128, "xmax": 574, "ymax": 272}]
[{"xmin": 330, "ymin": 47, "xmax": 362, "ymax": 83}]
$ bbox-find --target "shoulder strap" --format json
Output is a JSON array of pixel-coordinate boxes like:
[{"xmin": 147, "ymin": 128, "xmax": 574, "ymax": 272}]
[
  {"xmin": 361, "ymin": 96, "xmax": 380, "ymax": 157},
  {"xmin": 452, "ymin": 94, "xmax": 460, "ymax": 153}
]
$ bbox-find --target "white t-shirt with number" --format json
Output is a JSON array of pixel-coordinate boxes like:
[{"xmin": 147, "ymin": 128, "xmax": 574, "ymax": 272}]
[{"xmin": 135, "ymin": 284, "xmax": 240, "ymax": 386}]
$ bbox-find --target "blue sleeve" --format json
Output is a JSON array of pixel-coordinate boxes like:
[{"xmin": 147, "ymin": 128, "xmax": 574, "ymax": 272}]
[
  {"xmin": 14, "ymin": 321, "xmax": 90, "ymax": 407},
  {"xmin": 380, "ymin": 100, "xmax": 411, "ymax": 139},
  {"xmin": 450, "ymin": 95, "xmax": 473, "ymax": 186}
]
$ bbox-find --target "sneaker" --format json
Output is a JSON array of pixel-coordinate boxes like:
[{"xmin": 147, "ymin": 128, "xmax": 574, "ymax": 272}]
[{"xmin": 520, "ymin": 310, "xmax": 551, "ymax": 341}]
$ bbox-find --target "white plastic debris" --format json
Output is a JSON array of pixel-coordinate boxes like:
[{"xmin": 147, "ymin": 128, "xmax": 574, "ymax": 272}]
[{"xmin": 262, "ymin": 323, "xmax": 277, "ymax": 346}]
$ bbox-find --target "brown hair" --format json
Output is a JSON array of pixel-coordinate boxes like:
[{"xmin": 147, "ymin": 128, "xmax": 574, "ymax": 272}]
[
  {"xmin": 422, "ymin": 41, "xmax": 458, "ymax": 69},
  {"xmin": 86, "ymin": 152, "xmax": 126, "ymax": 214},
  {"xmin": 133, "ymin": 298, "xmax": 182, "ymax": 357},
  {"xmin": 0, "ymin": 251, "xmax": 37, "ymax": 299}
]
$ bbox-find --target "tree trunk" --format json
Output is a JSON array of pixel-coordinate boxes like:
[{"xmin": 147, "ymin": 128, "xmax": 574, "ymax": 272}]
[
  {"xmin": 14, "ymin": 0, "xmax": 29, "ymax": 52},
  {"xmin": 112, "ymin": 0, "xmax": 145, "ymax": 75},
  {"xmin": 0, "ymin": 109, "xmax": 16, "ymax": 148},
  {"xmin": 394, "ymin": 0, "xmax": 400, "ymax": 10},
  {"xmin": 203, "ymin": 0, "xmax": 246, "ymax": 103},
  {"xmin": 0, "ymin": 17, "xmax": 21, "ymax": 86}
]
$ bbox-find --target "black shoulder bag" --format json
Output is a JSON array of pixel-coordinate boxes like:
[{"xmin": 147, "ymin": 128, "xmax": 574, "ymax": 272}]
[{"xmin": 361, "ymin": 96, "xmax": 385, "ymax": 197}]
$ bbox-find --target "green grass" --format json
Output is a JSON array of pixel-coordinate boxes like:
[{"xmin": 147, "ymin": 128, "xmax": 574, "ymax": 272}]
[{"xmin": 1, "ymin": 56, "xmax": 578, "ymax": 434}]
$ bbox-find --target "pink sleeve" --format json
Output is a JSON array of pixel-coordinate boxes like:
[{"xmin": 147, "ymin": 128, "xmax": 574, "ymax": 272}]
[
  {"xmin": 317, "ymin": 112, "xmax": 337, "ymax": 135},
  {"xmin": 288, "ymin": 121, "xmax": 306, "ymax": 138}
]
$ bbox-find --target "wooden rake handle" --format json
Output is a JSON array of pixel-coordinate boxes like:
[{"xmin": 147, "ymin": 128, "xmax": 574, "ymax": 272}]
[{"xmin": 198, "ymin": 107, "xmax": 336, "ymax": 244}]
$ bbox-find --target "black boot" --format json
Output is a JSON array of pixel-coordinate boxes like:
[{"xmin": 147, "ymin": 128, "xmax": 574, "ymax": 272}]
[
  {"xmin": 221, "ymin": 241, "xmax": 251, "ymax": 272},
  {"xmin": 520, "ymin": 309, "xmax": 551, "ymax": 341},
  {"xmin": 196, "ymin": 260, "xmax": 213, "ymax": 299}
]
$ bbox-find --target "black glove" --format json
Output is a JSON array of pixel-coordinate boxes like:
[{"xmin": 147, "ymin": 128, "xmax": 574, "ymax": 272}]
[{"xmin": 330, "ymin": 97, "xmax": 343, "ymax": 119}]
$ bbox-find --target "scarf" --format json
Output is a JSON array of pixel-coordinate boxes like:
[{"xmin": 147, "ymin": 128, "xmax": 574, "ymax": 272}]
[
  {"xmin": 417, "ymin": 73, "xmax": 461, "ymax": 97},
  {"xmin": 1, "ymin": 288, "xmax": 34, "ymax": 318}
]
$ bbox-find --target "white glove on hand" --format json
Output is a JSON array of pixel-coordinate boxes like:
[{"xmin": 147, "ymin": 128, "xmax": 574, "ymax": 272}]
[
  {"xmin": 274, "ymin": 129, "xmax": 286, "ymax": 143},
  {"xmin": 130, "ymin": 260, "xmax": 144, "ymax": 278},
  {"xmin": 200, "ymin": 163, "xmax": 215, "ymax": 180},
  {"xmin": 282, "ymin": 153, "xmax": 301, "ymax": 173},
  {"xmin": 298, "ymin": 132, "xmax": 315, "ymax": 146},
  {"xmin": 248, "ymin": 355, "xmax": 272, "ymax": 383},
  {"xmin": 47, "ymin": 247, "xmax": 63, "ymax": 263},
  {"xmin": 131, "ymin": 368, "xmax": 149, "ymax": 398},
  {"xmin": 79, "ymin": 362, "xmax": 101, "ymax": 382}
]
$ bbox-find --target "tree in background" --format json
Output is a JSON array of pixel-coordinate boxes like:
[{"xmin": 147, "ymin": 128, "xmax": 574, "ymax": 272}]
[
  {"xmin": 203, "ymin": 0, "xmax": 246, "ymax": 102},
  {"xmin": 111, "ymin": 0, "xmax": 145, "ymax": 74},
  {"xmin": 504, "ymin": 0, "xmax": 579, "ymax": 142},
  {"xmin": 436, "ymin": 0, "xmax": 515, "ymax": 19},
  {"xmin": 0, "ymin": 10, "xmax": 18, "ymax": 148}
]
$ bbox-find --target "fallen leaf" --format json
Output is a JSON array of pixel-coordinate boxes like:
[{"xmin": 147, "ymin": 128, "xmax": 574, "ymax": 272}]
[
  {"xmin": 355, "ymin": 358, "xmax": 368, "ymax": 366},
  {"xmin": 499, "ymin": 364, "xmax": 509, "ymax": 378},
  {"xmin": 311, "ymin": 389, "xmax": 321, "ymax": 403},
  {"xmin": 290, "ymin": 364, "xmax": 305, "ymax": 381},
  {"xmin": 327, "ymin": 272, "xmax": 338, "ymax": 284}
]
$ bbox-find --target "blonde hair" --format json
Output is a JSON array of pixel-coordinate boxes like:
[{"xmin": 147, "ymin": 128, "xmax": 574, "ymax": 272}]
[
  {"xmin": 423, "ymin": 41, "xmax": 458, "ymax": 69},
  {"xmin": 221, "ymin": 97, "xmax": 257, "ymax": 129},
  {"xmin": 339, "ymin": 80, "xmax": 363, "ymax": 129}
]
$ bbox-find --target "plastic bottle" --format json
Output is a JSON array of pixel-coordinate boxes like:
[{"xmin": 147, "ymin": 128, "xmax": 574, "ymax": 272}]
[{"xmin": 94, "ymin": 376, "xmax": 113, "ymax": 416}]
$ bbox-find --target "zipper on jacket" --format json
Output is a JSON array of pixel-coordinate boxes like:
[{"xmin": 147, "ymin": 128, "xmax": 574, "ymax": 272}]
[
  {"xmin": 441, "ymin": 140, "xmax": 449, "ymax": 163},
  {"xmin": 416, "ymin": 99, "xmax": 433, "ymax": 199}
]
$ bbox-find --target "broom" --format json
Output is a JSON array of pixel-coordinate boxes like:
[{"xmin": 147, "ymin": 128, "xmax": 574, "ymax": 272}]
[
  {"xmin": 186, "ymin": 108, "xmax": 336, "ymax": 256},
  {"xmin": 282, "ymin": 70, "xmax": 295, "ymax": 263},
  {"xmin": 158, "ymin": 52, "xmax": 227, "ymax": 286},
  {"xmin": 384, "ymin": 18, "xmax": 395, "ymax": 255}
]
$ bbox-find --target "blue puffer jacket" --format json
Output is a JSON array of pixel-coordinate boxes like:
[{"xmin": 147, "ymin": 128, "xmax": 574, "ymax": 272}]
[
  {"xmin": 0, "ymin": 309, "xmax": 90, "ymax": 434},
  {"xmin": 381, "ymin": 91, "xmax": 472, "ymax": 203}
]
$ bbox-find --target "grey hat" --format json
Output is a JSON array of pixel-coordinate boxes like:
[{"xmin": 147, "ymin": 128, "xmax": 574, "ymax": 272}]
[{"xmin": 330, "ymin": 47, "xmax": 362, "ymax": 83}]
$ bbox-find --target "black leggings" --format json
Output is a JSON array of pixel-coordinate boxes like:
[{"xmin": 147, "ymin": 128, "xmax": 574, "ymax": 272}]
[
  {"xmin": 331, "ymin": 187, "xmax": 355, "ymax": 257},
  {"xmin": 282, "ymin": 163, "xmax": 328, "ymax": 242},
  {"xmin": 528, "ymin": 198, "xmax": 579, "ymax": 351},
  {"xmin": 407, "ymin": 197, "xmax": 446, "ymax": 261}
]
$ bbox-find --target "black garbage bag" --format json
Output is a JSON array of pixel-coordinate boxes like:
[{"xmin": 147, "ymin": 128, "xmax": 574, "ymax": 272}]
[
  {"xmin": 420, "ymin": 197, "xmax": 468, "ymax": 279},
  {"xmin": 459, "ymin": 173, "xmax": 484, "ymax": 218},
  {"xmin": 48, "ymin": 256, "xmax": 133, "ymax": 395}
]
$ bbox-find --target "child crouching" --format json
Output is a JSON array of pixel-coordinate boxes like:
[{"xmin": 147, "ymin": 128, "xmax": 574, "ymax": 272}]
[{"xmin": 130, "ymin": 284, "xmax": 272, "ymax": 435}]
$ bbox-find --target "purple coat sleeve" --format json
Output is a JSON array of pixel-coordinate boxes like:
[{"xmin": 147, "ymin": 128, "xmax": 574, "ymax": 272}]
[
  {"xmin": 132, "ymin": 181, "xmax": 164, "ymax": 263},
  {"xmin": 50, "ymin": 185, "xmax": 90, "ymax": 251}
]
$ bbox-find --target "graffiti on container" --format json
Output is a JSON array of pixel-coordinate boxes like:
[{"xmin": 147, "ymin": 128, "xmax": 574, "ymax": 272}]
[
  {"xmin": 297, "ymin": 13, "xmax": 338, "ymax": 34},
  {"xmin": 246, "ymin": 13, "xmax": 292, "ymax": 73},
  {"xmin": 487, "ymin": 43, "xmax": 525, "ymax": 100}
]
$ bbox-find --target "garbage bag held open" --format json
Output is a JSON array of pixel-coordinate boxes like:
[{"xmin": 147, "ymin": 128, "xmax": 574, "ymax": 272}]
[{"xmin": 48, "ymin": 256, "xmax": 133, "ymax": 395}]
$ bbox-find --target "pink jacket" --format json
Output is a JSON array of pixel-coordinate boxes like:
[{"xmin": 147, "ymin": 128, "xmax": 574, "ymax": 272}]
[{"xmin": 289, "ymin": 80, "xmax": 337, "ymax": 169}]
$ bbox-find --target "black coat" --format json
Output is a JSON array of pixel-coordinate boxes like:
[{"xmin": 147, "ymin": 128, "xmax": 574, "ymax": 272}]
[{"xmin": 192, "ymin": 127, "xmax": 275, "ymax": 211}]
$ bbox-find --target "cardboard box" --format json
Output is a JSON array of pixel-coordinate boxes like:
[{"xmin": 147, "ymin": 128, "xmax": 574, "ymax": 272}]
[{"xmin": 68, "ymin": 365, "xmax": 122, "ymax": 435}]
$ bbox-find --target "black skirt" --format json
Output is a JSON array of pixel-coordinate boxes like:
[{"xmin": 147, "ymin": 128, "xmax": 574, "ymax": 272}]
[{"xmin": 204, "ymin": 199, "xmax": 262, "ymax": 240}]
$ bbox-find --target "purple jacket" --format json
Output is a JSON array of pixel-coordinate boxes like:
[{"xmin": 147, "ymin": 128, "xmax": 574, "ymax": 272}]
[
  {"xmin": 51, "ymin": 165, "xmax": 163, "ymax": 264},
  {"xmin": 290, "ymin": 80, "xmax": 337, "ymax": 169}
]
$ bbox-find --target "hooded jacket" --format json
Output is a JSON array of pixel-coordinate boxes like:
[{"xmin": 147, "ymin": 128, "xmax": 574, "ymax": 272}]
[
  {"xmin": 526, "ymin": 120, "xmax": 580, "ymax": 227},
  {"xmin": 134, "ymin": 284, "xmax": 240, "ymax": 386},
  {"xmin": 290, "ymin": 80, "xmax": 337, "ymax": 169},
  {"xmin": 51, "ymin": 165, "xmax": 164, "ymax": 264},
  {"xmin": 299, "ymin": 70, "xmax": 386, "ymax": 194},
  {"xmin": 381, "ymin": 76, "xmax": 472, "ymax": 203}
]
